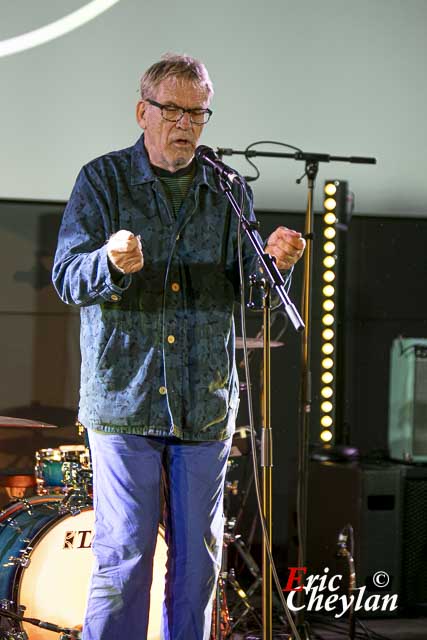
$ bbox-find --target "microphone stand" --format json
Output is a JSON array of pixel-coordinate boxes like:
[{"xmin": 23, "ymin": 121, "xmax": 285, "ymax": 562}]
[
  {"xmin": 217, "ymin": 146, "xmax": 376, "ymax": 640},
  {"xmin": 214, "ymin": 173, "xmax": 304, "ymax": 640}
]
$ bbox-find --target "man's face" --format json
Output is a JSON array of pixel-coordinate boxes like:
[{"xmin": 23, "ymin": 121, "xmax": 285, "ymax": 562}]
[{"xmin": 136, "ymin": 76, "xmax": 210, "ymax": 172}]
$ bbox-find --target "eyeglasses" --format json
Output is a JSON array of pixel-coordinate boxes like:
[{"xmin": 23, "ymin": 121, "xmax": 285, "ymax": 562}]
[{"xmin": 145, "ymin": 98, "xmax": 213, "ymax": 125}]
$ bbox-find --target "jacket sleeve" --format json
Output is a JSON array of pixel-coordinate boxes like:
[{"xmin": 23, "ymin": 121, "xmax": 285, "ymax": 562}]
[{"xmin": 52, "ymin": 164, "xmax": 132, "ymax": 307}]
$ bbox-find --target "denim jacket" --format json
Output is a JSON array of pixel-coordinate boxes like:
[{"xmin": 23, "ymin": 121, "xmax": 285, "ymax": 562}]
[{"xmin": 53, "ymin": 134, "xmax": 290, "ymax": 440}]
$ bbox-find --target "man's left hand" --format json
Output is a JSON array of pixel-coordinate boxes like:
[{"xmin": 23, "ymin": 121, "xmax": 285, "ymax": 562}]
[{"xmin": 264, "ymin": 226, "xmax": 306, "ymax": 271}]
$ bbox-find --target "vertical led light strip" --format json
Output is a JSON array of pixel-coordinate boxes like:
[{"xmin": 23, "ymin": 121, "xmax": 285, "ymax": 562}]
[{"xmin": 319, "ymin": 181, "xmax": 340, "ymax": 444}]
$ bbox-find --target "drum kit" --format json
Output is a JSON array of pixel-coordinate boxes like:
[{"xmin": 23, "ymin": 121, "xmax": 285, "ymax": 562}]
[
  {"xmin": 0, "ymin": 334, "xmax": 283, "ymax": 640},
  {"xmin": 0, "ymin": 418, "xmax": 89, "ymax": 640}
]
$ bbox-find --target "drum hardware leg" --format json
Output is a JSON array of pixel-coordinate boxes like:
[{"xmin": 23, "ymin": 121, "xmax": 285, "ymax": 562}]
[
  {"xmin": 227, "ymin": 569, "xmax": 263, "ymax": 631},
  {"xmin": 211, "ymin": 528, "xmax": 263, "ymax": 637},
  {"xmin": 0, "ymin": 606, "xmax": 81, "ymax": 640},
  {"xmin": 211, "ymin": 522, "xmax": 232, "ymax": 640},
  {"xmin": 225, "ymin": 531, "xmax": 286, "ymax": 631},
  {"xmin": 223, "ymin": 522, "xmax": 263, "ymax": 623},
  {"xmin": 211, "ymin": 572, "xmax": 230, "ymax": 640},
  {"xmin": 0, "ymin": 601, "xmax": 28, "ymax": 640},
  {"xmin": 230, "ymin": 535, "xmax": 260, "ymax": 580}
]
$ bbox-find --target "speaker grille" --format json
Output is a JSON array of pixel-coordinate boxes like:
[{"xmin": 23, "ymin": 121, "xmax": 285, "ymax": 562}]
[{"xmin": 402, "ymin": 476, "xmax": 427, "ymax": 604}]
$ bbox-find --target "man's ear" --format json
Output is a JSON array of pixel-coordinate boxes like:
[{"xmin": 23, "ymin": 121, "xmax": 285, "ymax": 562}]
[{"xmin": 136, "ymin": 100, "xmax": 146, "ymax": 129}]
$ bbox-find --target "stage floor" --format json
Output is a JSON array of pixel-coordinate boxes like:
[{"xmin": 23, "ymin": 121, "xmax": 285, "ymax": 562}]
[{"xmin": 230, "ymin": 614, "xmax": 427, "ymax": 639}]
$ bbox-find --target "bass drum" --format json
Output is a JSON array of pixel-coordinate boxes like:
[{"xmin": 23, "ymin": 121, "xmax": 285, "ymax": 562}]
[{"xmin": 0, "ymin": 496, "xmax": 167, "ymax": 640}]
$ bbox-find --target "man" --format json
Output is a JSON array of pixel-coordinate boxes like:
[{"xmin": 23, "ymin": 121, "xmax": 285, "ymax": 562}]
[{"xmin": 53, "ymin": 53, "xmax": 305, "ymax": 640}]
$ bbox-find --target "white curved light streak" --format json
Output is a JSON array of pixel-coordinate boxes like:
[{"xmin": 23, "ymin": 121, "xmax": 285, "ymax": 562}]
[{"xmin": 0, "ymin": 0, "xmax": 121, "ymax": 58}]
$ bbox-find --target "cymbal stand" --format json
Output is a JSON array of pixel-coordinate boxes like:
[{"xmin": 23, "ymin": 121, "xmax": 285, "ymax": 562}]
[
  {"xmin": 225, "ymin": 519, "xmax": 263, "ymax": 632},
  {"xmin": 212, "ymin": 463, "xmax": 263, "ymax": 639}
]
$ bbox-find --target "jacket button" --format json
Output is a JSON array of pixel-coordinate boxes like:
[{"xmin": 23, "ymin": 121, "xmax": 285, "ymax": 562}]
[
  {"xmin": 167, "ymin": 335, "xmax": 175, "ymax": 344},
  {"xmin": 110, "ymin": 294, "xmax": 120, "ymax": 301},
  {"xmin": 171, "ymin": 282, "xmax": 180, "ymax": 292},
  {"xmin": 159, "ymin": 386, "xmax": 167, "ymax": 395}
]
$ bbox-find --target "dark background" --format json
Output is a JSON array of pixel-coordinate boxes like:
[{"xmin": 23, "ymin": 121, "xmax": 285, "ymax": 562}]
[{"xmin": 1, "ymin": 199, "xmax": 426, "ymax": 554}]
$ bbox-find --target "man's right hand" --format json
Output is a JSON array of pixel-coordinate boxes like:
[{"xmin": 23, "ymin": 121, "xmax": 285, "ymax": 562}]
[{"xmin": 107, "ymin": 230, "xmax": 144, "ymax": 274}]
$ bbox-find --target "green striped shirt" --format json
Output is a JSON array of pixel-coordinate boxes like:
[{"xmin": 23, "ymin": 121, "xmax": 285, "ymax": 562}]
[{"xmin": 153, "ymin": 161, "xmax": 196, "ymax": 217}]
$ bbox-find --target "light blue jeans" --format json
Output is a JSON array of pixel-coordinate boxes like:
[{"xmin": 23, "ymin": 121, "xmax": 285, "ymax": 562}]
[{"xmin": 82, "ymin": 431, "xmax": 232, "ymax": 640}]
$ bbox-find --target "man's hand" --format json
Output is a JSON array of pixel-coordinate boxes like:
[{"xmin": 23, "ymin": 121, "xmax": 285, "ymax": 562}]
[
  {"xmin": 107, "ymin": 230, "xmax": 144, "ymax": 274},
  {"xmin": 265, "ymin": 226, "xmax": 306, "ymax": 271}
]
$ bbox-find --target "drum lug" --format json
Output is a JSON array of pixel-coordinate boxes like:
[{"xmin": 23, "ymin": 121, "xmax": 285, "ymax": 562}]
[
  {"xmin": 3, "ymin": 549, "xmax": 31, "ymax": 568},
  {"xmin": 0, "ymin": 598, "xmax": 14, "ymax": 611},
  {"xmin": 0, "ymin": 518, "xmax": 23, "ymax": 534},
  {"xmin": 1, "ymin": 600, "xmax": 26, "ymax": 615},
  {"xmin": 18, "ymin": 499, "xmax": 33, "ymax": 516}
]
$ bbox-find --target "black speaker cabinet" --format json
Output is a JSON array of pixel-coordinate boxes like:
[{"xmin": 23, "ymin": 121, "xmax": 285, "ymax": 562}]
[{"xmin": 305, "ymin": 461, "xmax": 427, "ymax": 614}]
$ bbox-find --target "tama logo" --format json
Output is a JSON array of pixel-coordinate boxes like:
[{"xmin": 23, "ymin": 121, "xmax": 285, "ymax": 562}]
[{"xmin": 64, "ymin": 529, "xmax": 94, "ymax": 549}]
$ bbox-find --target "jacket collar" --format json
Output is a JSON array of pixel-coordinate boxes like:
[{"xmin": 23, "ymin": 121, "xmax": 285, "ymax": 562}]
[{"xmin": 130, "ymin": 133, "xmax": 218, "ymax": 193}]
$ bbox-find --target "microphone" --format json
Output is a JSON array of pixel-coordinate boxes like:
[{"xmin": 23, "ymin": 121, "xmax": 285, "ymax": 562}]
[{"xmin": 195, "ymin": 145, "xmax": 241, "ymax": 185}]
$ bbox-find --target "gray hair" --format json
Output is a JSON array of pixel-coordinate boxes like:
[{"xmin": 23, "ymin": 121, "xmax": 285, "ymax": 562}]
[{"xmin": 139, "ymin": 53, "xmax": 214, "ymax": 100}]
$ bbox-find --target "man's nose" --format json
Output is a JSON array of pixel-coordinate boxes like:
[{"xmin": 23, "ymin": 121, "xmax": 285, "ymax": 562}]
[{"xmin": 176, "ymin": 111, "xmax": 192, "ymax": 129}]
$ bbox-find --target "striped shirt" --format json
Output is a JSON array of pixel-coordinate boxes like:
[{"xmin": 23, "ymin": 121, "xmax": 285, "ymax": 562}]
[{"xmin": 153, "ymin": 161, "xmax": 196, "ymax": 217}]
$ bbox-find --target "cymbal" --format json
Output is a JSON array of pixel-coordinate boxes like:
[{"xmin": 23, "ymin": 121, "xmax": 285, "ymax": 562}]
[
  {"xmin": 235, "ymin": 337, "xmax": 284, "ymax": 349},
  {"xmin": 0, "ymin": 416, "xmax": 58, "ymax": 429}
]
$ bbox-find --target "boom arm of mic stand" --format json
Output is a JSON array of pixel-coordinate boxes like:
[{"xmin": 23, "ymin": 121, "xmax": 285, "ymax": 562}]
[
  {"xmin": 219, "ymin": 179, "xmax": 305, "ymax": 333},
  {"xmin": 217, "ymin": 147, "xmax": 377, "ymax": 165}
]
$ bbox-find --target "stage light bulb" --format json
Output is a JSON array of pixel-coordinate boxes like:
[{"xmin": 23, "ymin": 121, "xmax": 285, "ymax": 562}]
[
  {"xmin": 321, "ymin": 415, "xmax": 333, "ymax": 428},
  {"xmin": 323, "ymin": 285, "xmax": 335, "ymax": 297},
  {"xmin": 322, "ymin": 343, "xmax": 334, "ymax": 355},
  {"xmin": 323, "ymin": 271, "xmax": 335, "ymax": 284},
  {"xmin": 324, "ymin": 183, "xmax": 337, "ymax": 196},
  {"xmin": 323, "ymin": 256, "xmax": 335, "ymax": 269},
  {"xmin": 322, "ymin": 313, "xmax": 334, "ymax": 326},
  {"xmin": 324, "ymin": 212, "xmax": 337, "ymax": 225},
  {"xmin": 324, "ymin": 198, "xmax": 336, "ymax": 211},
  {"xmin": 322, "ymin": 372, "xmax": 333, "ymax": 384},
  {"xmin": 321, "ymin": 400, "xmax": 333, "ymax": 413},
  {"xmin": 323, "ymin": 241, "xmax": 336, "ymax": 254},
  {"xmin": 323, "ymin": 299, "xmax": 335, "ymax": 312},
  {"xmin": 320, "ymin": 429, "xmax": 333, "ymax": 443},
  {"xmin": 321, "ymin": 358, "xmax": 334, "ymax": 370},
  {"xmin": 321, "ymin": 386, "xmax": 333, "ymax": 398},
  {"xmin": 324, "ymin": 227, "xmax": 336, "ymax": 240},
  {"xmin": 322, "ymin": 328, "xmax": 334, "ymax": 341}
]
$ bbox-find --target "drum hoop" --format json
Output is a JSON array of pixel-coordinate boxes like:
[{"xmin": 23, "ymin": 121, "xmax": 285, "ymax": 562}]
[{"xmin": 0, "ymin": 494, "xmax": 60, "ymax": 523}]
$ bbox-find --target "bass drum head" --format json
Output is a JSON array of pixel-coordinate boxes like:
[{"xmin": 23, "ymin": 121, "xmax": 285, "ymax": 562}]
[{"xmin": 17, "ymin": 505, "xmax": 167, "ymax": 640}]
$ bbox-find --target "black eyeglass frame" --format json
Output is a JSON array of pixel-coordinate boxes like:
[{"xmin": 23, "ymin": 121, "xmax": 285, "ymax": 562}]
[{"xmin": 145, "ymin": 98, "xmax": 213, "ymax": 125}]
